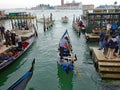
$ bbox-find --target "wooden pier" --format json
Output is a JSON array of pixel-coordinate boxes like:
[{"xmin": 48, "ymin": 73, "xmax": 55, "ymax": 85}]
[
  {"xmin": 90, "ymin": 47, "xmax": 120, "ymax": 79},
  {"xmin": 43, "ymin": 13, "xmax": 55, "ymax": 31},
  {"xmin": 85, "ymin": 33, "xmax": 99, "ymax": 42}
]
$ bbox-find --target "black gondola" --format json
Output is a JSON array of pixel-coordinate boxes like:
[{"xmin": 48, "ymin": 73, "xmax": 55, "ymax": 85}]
[
  {"xmin": 7, "ymin": 58, "xmax": 35, "ymax": 90},
  {"xmin": 58, "ymin": 30, "xmax": 77, "ymax": 73}
]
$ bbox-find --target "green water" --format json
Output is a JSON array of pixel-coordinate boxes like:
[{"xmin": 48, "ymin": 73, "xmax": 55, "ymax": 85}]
[{"xmin": 0, "ymin": 10, "xmax": 120, "ymax": 90}]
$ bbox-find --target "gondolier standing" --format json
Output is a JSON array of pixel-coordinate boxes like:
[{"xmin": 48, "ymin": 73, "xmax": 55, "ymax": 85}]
[
  {"xmin": 17, "ymin": 34, "xmax": 22, "ymax": 51},
  {"xmin": 59, "ymin": 36, "xmax": 69, "ymax": 59}
]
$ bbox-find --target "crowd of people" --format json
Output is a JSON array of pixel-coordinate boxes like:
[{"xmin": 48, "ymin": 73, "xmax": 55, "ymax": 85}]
[
  {"xmin": 98, "ymin": 22, "xmax": 120, "ymax": 59},
  {"xmin": 0, "ymin": 23, "xmax": 23, "ymax": 65},
  {"xmin": 0, "ymin": 23, "xmax": 22, "ymax": 49}
]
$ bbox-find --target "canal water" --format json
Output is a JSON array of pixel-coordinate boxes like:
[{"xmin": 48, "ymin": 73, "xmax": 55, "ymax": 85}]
[{"xmin": 0, "ymin": 9, "xmax": 120, "ymax": 90}]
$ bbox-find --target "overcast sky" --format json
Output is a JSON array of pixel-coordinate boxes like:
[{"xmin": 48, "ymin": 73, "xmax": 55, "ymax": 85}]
[{"xmin": 0, "ymin": 0, "xmax": 120, "ymax": 9}]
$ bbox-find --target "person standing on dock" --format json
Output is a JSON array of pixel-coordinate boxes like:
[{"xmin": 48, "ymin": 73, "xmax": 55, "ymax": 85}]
[
  {"xmin": 106, "ymin": 22, "xmax": 111, "ymax": 34},
  {"xmin": 0, "ymin": 33, "xmax": 2, "ymax": 49},
  {"xmin": 0, "ymin": 24, "xmax": 5, "ymax": 40},
  {"xmin": 98, "ymin": 28, "xmax": 106, "ymax": 50},
  {"xmin": 16, "ymin": 34, "xmax": 22, "ymax": 51},
  {"xmin": 103, "ymin": 35, "xmax": 109, "ymax": 56},
  {"xmin": 11, "ymin": 31, "xmax": 16, "ymax": 46},
  {"xmin": 4, "ymin": 30, "xmax": 11, "ymax": 47},
  {"xmin": 111, "ymin": 23, "xmax": 118, "ymax": 34},
  {"xmin": 115, "ymin": 33, "xmax": 120, "ymax": 56},
  {"xmin": 106, "ymin": 34, "xmax": 118, "ymax": 59}
]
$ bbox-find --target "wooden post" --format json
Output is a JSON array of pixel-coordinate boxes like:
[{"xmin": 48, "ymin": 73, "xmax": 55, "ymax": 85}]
[
  {"xmin": 50, "ymin": 13, "xmax": 52, "ymax": 22},
  {"xmin": 43, "ymin": 15, "xmax": 46, "ymax": 32}
]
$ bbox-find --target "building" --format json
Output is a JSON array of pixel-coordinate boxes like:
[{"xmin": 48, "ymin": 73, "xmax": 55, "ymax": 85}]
[
  {"xmin": 0, "ymin": 10, "xmax": 7, "ymax": 20},
  {"xmin": 61, "ymin": 0, "xmax": 64, "ymax": 6},
  {"xmin": 82, "ymin": 5, "xmax": 94, "ymax": 10},
  {"xmin": 54, "ymin": 0, "xmax": 82, "ymax": 10}
]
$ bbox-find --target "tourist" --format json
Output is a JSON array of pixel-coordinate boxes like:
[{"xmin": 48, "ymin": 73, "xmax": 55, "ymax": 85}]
[
  {"xmin": 115, "ymin": 33, "xmax": 120, "ymax": 56},
  {"xmin": 98, "ymin": 28, "xmax": 106, "ymax": 50},
  {"xmin": 0, "ymin": 33, "xmax": 3, "ymax": 49},
  {"xmin": 4, "ymin": 30, "xmax": 11, "ymax": 47},
  {"xmin": 106, "ymin": 22, "xmax": 111, "ymax": 34},
  {"xmin": 0, "ymin": 24, "xmax": 5, "ymax": 39},
  {"xmin": 11, "ymin": 31, "xmax": 16, "ymax": 45},
  {"xmin": 111, "ymin": 23, "xmax": 118, "ymax": 34},
  {"xmin": 103, "ymin": 35, "xmax": 109, "ymax": 56},
  {"xmin": 106, "ymin": 34, "xmax": 118, "ymax": 59}
]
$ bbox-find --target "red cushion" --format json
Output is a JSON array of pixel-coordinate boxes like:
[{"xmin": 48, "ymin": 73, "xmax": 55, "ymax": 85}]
[{"xmin": 22, "ymin": 42, "xmax": 29, "ymax": 49}]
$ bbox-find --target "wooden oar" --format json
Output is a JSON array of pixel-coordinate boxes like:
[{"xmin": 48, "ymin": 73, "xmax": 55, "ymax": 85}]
[
  {"xmin": 67, "ymin": 39, "xmax": 80, "ymax": 75},
  {"xmin": 61, "ymin": 30, "xmax": 80, "ymax": 75}
]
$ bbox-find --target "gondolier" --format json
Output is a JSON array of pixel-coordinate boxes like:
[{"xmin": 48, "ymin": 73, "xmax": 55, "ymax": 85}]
[
  {"xmin": 16, "ymin": 34, "xmax": 22, "ymax": 51},
  {"xmin": 59, "ymin": 36, "xmax": 69, "ymax": 59}
]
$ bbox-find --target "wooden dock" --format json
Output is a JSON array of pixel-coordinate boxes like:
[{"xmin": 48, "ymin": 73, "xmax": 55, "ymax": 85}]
[
  {"xmin": 44, "ymin": 20, "xmax": 55, "ymax": 30},
  {"xmin": 90, "ymin": 47, "xmax": 120, "ymax": 79},
  {"xmin": 85, "ymin": 33, "xmax": 99, "ymax": 42}
]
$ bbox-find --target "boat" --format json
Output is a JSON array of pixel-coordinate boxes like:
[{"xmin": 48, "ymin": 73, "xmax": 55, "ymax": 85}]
[
  {"xmin": 7, "ymin": 58, "xmax": 35, "ymax": 90},
  {"xmin": 7, "ymin": 12, "xmax": 36, "ymax": 19},
  {"xmin": 57, "ymin": 30, "xmax": 77, "ymax": 73},
  {"xmin": 61, "ymin": 16, "xmax": 68, "ymax": 23},
  {"xmin": 72, "ymin": 15, "xmax": 86, "ymax": 35},
  {"xmin": 0, "ymin": 12, "xmax": 38, "ymax": 71}
]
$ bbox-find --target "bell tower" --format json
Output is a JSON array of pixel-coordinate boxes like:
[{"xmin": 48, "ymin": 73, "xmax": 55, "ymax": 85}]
[{"xmin": 61, "ymin": 0, "xmax": 64, "ymax": 6}]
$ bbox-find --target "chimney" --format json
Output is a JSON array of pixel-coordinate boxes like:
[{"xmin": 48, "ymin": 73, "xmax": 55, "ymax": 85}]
[{"xmin": 61, "ymin": 0, "xmax": 64, "ymax": 6}]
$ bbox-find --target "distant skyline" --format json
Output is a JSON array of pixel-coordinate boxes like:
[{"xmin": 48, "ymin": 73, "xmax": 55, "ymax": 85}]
[{"xmin": 0, "ymin": 0, "xmax": 120, "ymax": 9}]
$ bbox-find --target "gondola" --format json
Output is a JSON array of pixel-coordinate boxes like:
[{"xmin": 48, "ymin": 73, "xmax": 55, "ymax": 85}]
[
  {"xmin": 57, "ymin": 30, "xmax": 77, "ymax": 73},
  {"xmin": 7, "ymin": 58, "xmax": 35, "ymax": 90},
  {"xmin": 0, "ymin": 32, "xmax": 37, "ymax": 71},
  {"xmin": 61, "ymin": 16, "xmax": 68, "ymax": 23},
  {"xmin": 0, "ymin": 14, "xmax": 38, "ymax": 71}
]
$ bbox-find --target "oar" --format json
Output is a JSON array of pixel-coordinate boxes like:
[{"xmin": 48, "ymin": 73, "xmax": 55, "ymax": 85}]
[{"xmin": 66, "ymin": 33, "xmax": 80, "ymax": 75}]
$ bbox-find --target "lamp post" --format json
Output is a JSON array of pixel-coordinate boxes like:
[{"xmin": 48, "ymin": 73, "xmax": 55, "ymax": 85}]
[{"xmin": 114, "ymin": 1, "xmax": 117, "ymax": 12}]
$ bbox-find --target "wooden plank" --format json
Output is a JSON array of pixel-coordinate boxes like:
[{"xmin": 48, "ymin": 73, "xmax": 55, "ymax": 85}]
[
  {"xmin": 92, "ymin": 47, "xmax": 120, "ymax": 62},
  {"xmin": 99, "ymin": 62, "xmax": 120, "ymax": 67},
  {"xmin": 91, "ymin": 47, "xmax": 120, "ymax": 79},
  {"xmin": 99, "ymin": 67, "xmax": 120, "ymax": 72},
  {"xmin": 85, "ymin": 33, "xmax": 99, "ymax": 38},
  {"xmin": 100, "ymin": 73, "xmax": 120, "ymax": 79}
]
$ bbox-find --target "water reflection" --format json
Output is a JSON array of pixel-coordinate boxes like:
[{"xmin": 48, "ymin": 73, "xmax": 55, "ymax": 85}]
[
  {"xmin": 0, "ymin": 56, "xmax": 27, "ymax": 87},
  {"xmin": 57, "ymin": 63, "xmax": 73, "ymax": 90}
]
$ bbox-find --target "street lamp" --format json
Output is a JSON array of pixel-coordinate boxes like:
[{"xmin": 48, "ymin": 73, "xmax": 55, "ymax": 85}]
[{"xmin": 114, "ymin": 1, "xmax": 117, "ymax": 12}]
